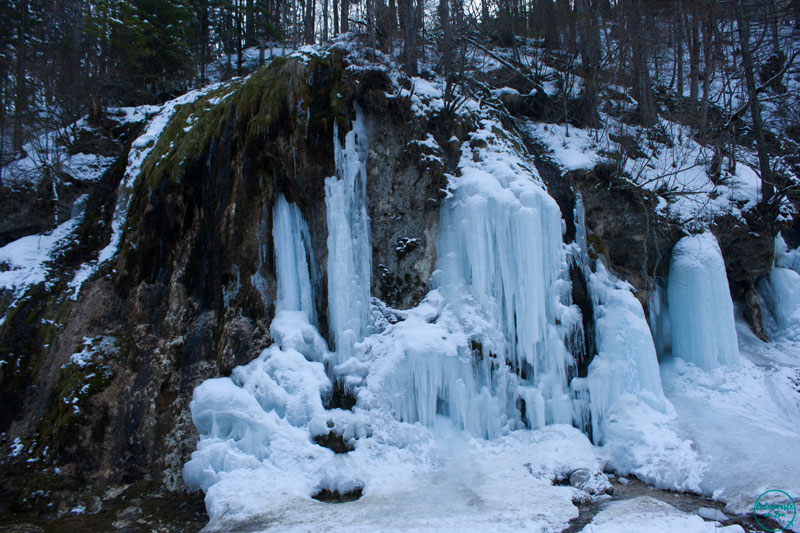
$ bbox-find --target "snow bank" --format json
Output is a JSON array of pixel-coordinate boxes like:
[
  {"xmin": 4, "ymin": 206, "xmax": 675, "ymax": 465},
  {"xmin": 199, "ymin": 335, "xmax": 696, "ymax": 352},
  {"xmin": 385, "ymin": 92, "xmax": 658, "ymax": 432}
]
[
  {"xmin": 661, "ymin": 328, "xmax": 800, "ymax": 514},
  {"xmin": 668, "ymin": 232, "xmax": 740, "ymax": 370}
]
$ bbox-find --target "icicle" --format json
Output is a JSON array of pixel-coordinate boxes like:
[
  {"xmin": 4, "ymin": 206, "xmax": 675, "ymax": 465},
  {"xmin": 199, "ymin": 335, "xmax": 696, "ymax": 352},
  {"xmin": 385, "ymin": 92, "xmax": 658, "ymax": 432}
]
[
  {"xmin": 578, "ymin": 263, "xmax": 666, "ymax": 444},
  {"xmin": 668, "ymin": 232, "xmax": 739, "ymax": 370},
  {"xmin": 272, "ymin": 194, "xmax": 317, "ymax": 325},
  {"xmin": 647, "ymin": 282, "xmax": 671, "ymax": 358},
  {"xmin": 774, "ymin": 233, "xmax": 800, "ymax": 274},
  {"xmin": 324, "ymin": 106, "xmax": 372, "ymax": 366},
  {"xmin": 573, "ymin": 192, "xmax": 589, "ymax": 265}
]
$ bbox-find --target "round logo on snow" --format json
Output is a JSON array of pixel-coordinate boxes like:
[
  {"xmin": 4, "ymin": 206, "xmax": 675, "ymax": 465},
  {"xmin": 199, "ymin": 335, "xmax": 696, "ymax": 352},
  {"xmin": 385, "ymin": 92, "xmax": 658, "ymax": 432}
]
[{"xmin": 754, "ymin": 490, "xmax": 796, "ymax": 532}]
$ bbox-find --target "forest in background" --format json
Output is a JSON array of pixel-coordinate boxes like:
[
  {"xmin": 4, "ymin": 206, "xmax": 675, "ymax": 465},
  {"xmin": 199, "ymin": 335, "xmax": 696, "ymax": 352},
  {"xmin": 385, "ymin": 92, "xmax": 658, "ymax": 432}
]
[{"xmin": 0, "ymin": 0, "xmax": 798, "ymax": 205}]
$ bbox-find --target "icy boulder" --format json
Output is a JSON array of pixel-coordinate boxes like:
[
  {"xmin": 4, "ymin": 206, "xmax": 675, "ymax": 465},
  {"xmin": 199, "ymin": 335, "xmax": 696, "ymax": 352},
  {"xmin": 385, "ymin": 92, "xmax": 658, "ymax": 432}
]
[
  {"xmin": 668, "ymin": 232, "xmax": 739, "ymax": 370},
  {"xmin": 569, "ymin": 468, "xmax": 614, "ymax": 496}
]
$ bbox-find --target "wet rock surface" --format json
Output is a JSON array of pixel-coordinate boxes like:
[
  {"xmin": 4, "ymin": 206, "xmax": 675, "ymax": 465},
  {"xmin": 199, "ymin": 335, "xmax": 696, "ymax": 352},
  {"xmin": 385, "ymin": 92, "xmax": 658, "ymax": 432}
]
[{"xmin": 0, "ymin": 482, "xmax": 207, "ymax": 533}]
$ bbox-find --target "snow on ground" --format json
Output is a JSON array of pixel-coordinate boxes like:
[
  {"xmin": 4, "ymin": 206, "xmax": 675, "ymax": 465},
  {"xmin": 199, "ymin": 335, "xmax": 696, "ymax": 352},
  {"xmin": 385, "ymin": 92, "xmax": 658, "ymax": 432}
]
[
  {"xmin": 198, "ymin": 421, "xmax": 599, "ymax": 533},
  {"xmin": 205, "ymin": 44, "xmax": 289, "ymax": 82},
  {"xmin": 525, "ymin": 122, "xmax": 602, "ymax": 171},
  {"xmin": 2, "ymin": 118, "xmax": 119, "ymax": 189},
  {"xmin": 525, "ymin": 112, "xmax": 771, "ymax": 225},
  {"xmin": 0, "ymin": 216, "xmax": 81, "ymax": 298},
  {"xmin": 656, "ymin": 316, "xmax": 800, "ymax": 517}
]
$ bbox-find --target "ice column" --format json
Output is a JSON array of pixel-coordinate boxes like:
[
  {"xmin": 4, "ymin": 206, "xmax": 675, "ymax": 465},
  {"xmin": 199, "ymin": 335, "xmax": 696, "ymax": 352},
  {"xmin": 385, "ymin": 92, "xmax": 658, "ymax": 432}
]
[
  {"xmin": 272, "ymin": 194, "xmax": 317, "ymax": 324},
  {"xmin": 668, "ymin": 232, "xmax": 739, "ymax": 370},
  {"xmin": 435, "ymin": 153, "xmax": 574, "ymax": 429},
  {"xmin": 325, "ymin": 109, "xmax": 372, "ymax": 365}
]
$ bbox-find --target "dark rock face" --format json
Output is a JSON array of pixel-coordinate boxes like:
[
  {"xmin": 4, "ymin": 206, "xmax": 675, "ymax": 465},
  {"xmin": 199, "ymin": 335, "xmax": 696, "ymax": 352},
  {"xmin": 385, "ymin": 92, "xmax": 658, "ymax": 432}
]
[
  {"xmin": 712, "ymin": 210, "xmax": 777, "ymax": 283},
  {"xmin": 366, "ymin": 114, "xmax": 454, "ymax": 309},
  {"xmin": 566, "ymin": 165, "xmax": 681, "ymax": 296}
]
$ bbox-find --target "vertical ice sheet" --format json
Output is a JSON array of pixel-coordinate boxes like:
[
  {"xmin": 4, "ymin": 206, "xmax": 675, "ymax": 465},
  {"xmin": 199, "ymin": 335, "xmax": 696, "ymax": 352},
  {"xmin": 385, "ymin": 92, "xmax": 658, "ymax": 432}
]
[
  {"xmin": 272, "ymin": 194, "xmax": 317, "ymax": 325},
  {"xmin": 325, "ymin": 108, "xmax": 372, "ymax": 365},
  {"xmin": 668, "ymin": 232, "xmax": 739, "ymax": 370},
  {"xmin": 578, "ymin": 264, "xmax": 666, "ymax": 444},
  {"xmin": 415, "ymin": 120, "xmax": 577, "ymax": 433}
]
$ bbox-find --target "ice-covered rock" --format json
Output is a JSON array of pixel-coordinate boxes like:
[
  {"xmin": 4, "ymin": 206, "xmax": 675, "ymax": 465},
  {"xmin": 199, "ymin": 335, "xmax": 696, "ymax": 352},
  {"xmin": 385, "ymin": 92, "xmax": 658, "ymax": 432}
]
[
  {"xmin": 569, "ymin": 468, "xmax": 614, "ymax": 496},
  {"xmin": 758, "ymin": 235, "xmax": 800, "ymax": 340}
]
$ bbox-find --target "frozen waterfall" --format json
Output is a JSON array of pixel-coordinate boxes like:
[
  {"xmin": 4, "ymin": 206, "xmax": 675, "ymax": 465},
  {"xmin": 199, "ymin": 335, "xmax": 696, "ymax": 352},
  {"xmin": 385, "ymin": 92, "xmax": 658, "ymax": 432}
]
[
  {"xmin": 184, "ymin": 115, "xmax": 677, "ymax": 525},
  {"xmin": 431, "ymin": 133, "xmax": 576, "ymax": 433},
  {"xmin": 273, "ymin": 194, "xmax": 317, "ymax": 325},
  {"xmin": 668, "ymin": 232, "xmax": 739, "ymax": 370},
  {"xmin": 325, "ymin": 108, "xmax": 372, "ymax": 366},
  {"xmin": 569, "ymin": 194, "xmax": 665, "ymax": 444}
]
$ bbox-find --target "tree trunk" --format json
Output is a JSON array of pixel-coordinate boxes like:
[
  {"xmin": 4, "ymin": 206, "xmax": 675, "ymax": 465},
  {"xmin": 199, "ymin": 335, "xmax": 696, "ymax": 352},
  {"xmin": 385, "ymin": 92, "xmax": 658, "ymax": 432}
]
[
  {"xmin": 576, "ymin": 0, "xmax": 600, "ymax": 128},
  {"xmin": 323, "ymin": 0, "xmax": 329, "ymax": 41},
  {"xmin": 342, "ymin": 0, "xmax": 349, "ymax": 32},
  {"xmin": 688, "ymin": 10, "xmax": 700, "ymax": 104},
  {"xmin": 767, "ymin": 0, "xmax": 780, "ymax": 53},
  {"xmin": 13, "ymin": 0, "xmax": 28, "ymax": 151},
  {"xmin": 439, "ymin": 0, "xmax": 451, "ymax": 76},
  {"xmin": 334, "ymin": 0, "xmax": 339, "ymax": 35},
  {"xmin": 399, "ymin": 0, "xmax": 417, "ymax": 74},
  {"xmin": 628, "ymin": 0, "xmax": 657, "ymax": 126},
  {"xmin": 246, "ymin": 0, "xmax": 255, "ymax": 46},
  {"xmin": 675, "ymin": 0, "xmax": 683, "ymax": 96},
  {"xmin": 735, "ymin": 0, "xmax": 773, "ymax": 205},
  {"xmin": 304, "ymin": 0, "xmax": 316, "ymax": 43},
  {"xmin": 700, "ymin": 10, "xmax": 714, "ymax": 134}
]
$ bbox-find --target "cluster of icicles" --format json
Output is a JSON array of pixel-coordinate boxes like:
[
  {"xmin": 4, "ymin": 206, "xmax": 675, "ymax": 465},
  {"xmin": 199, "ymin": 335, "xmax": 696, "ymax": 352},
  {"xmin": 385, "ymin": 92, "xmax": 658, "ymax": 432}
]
[{"xmin": 183, "ymin": 110, "xmax": 746, "ymax": 501}]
